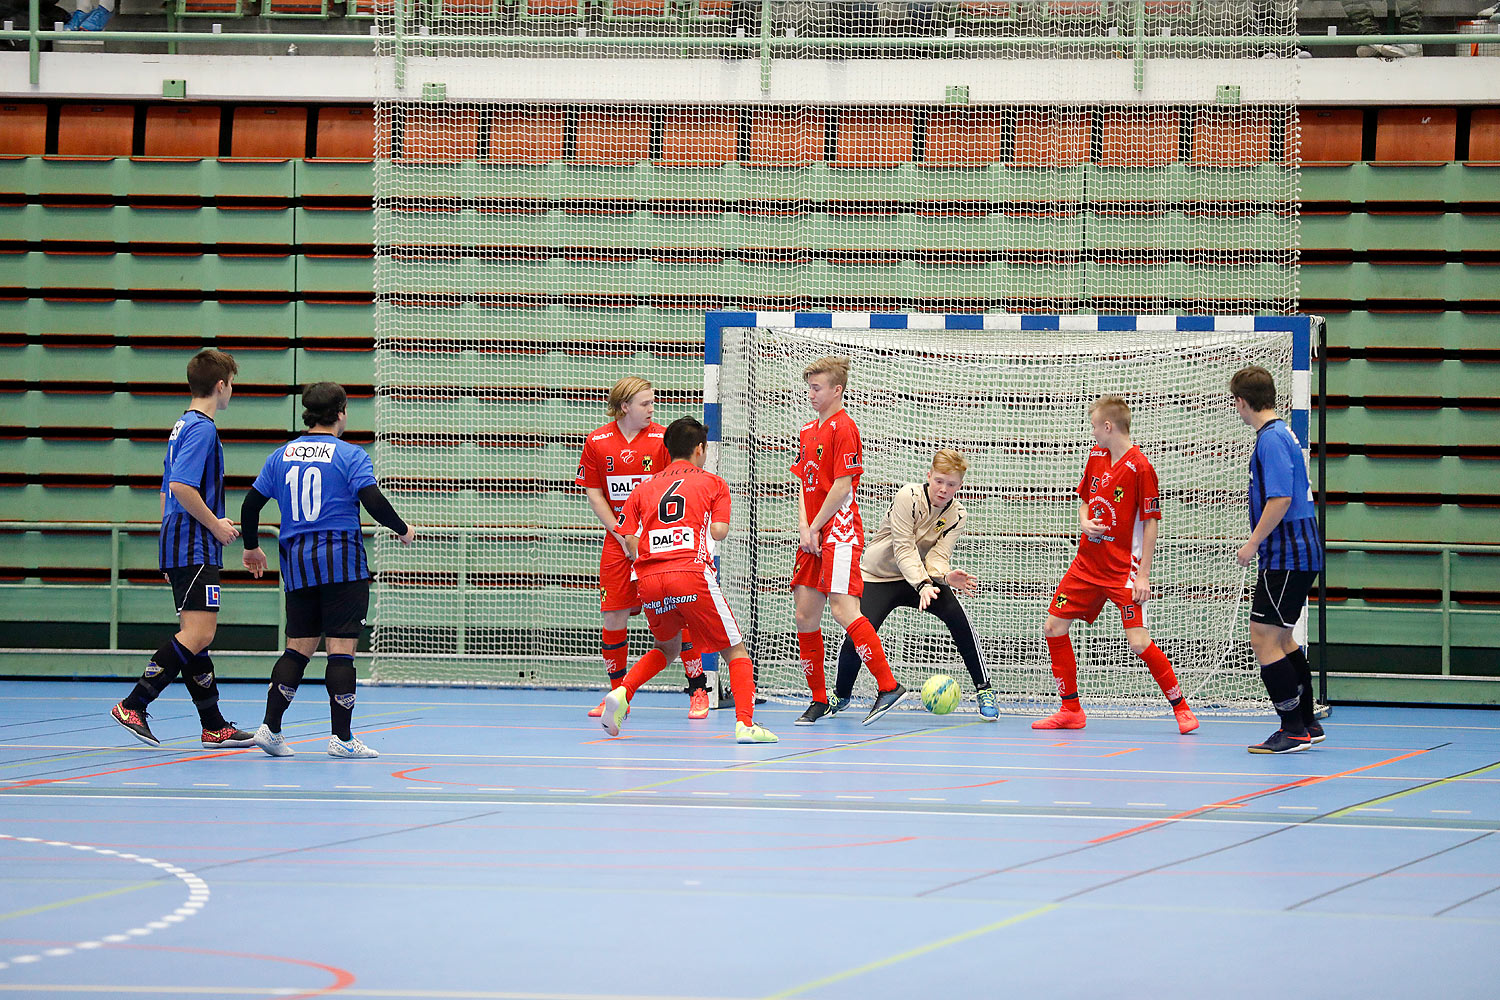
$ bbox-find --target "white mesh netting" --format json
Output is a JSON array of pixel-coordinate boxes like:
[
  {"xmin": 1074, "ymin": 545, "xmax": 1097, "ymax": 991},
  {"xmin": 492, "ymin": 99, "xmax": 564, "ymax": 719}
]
[
  {"xmin": 367, "ymin": 3, "xmax": 1301, "ymax": 692},
  {"xmin": 713, "ymin": 319, "xmax": 1293, "ymax": 714}
]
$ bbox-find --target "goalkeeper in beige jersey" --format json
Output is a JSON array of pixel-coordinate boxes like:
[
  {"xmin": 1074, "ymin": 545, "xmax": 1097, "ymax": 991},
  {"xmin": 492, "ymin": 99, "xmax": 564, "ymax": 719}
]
[{"xmin": 832, "ymin": 449, "xmax": 997, "ymax": 721}]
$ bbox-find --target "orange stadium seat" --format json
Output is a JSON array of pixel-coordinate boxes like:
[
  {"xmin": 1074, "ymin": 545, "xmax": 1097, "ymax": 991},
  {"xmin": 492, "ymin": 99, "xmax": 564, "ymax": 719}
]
[
  {"xmin": 1012, "ymin": 109, "xmax": 1091, "ymax": 167},
  {"xmin": 1298, "ymin": 108, "xmax": 1363, "ymax": 165},
  {"xmin": 1375, "ymin": 108, "xmax": 1457, "ymax": 164},
  {"xmin": 833, "ymin": 110, "xmax": 915, "ymax": 168},
  {"xmin": 489, "ymin": 109, "xmax": 566, "ymax": 165},
  {"xmin": 1469, "ymin": 108, "xmax": 1500, "ymax": 163},
  {"xmin": 574, "ymin": 110, "xmax": 652, "ymax": 166},
  {"xmin": 398, "ymin": 108, "xmax": 482, "ymax": 162},
  {"xmin": 1098, "ymin": 109, "xmax": 1180, "ymax": 167},
  {"xmin": 922, "ymin": 108, "xmax": 1005, "ymax": 168},
  {"xmin": 1192, "ymin": 109, "xmax": 1275, "ymax": 167},
  {"xmin": 55, "ymin": 105, "xmax": 135, "ymax": 158},
  {"xmin": 314, "ymin": 106, "xmax": 376, "ymax": 160},
  {"xmin": 0, "ymin": 103, "xmax": 47, "ymax": 157},
  {"xmin": 143, "ymin": 105, "xmax": 222, "ymax": 158},
  {"xmin": 743, "ymin": 109, "xmax": 825, "ymax": 167},
  {"xmin": 229, "ymin": 106, "xmax": 309, "ymax": 159},
  {"xmin": 659, "ymin": 108, "xmax": 737, "ymax": 167},
  {"xmin": 610, "ymin": 0, "xmax": 668, "ymax": 14}
]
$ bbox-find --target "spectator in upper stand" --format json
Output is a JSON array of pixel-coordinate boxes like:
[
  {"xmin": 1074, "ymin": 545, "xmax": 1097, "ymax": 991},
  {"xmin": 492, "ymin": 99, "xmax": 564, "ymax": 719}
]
[{"xmin": 1341, "ymin": 0, "xmax": 1424, "ymax": 58}]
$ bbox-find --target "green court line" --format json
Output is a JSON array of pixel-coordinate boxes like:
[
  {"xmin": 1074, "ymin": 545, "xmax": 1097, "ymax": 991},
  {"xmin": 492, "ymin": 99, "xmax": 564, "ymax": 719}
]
[
  {"xmin": 765, "ymin": 903, "xmax": 1059, "ymax": 999},
  {"xmin": 1327, "ymin": 759, "xmax": 1500, "ymax": 819},
  {"xmin": 0, "ymin": 880, "xmax": 155, "ymax": 923}
]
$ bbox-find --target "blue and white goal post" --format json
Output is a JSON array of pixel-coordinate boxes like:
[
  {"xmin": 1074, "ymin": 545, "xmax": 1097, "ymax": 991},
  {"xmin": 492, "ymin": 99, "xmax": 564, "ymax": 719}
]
[{"xmin": 699, "ymin": 312, "xmax": 1321, "ymax": 714}]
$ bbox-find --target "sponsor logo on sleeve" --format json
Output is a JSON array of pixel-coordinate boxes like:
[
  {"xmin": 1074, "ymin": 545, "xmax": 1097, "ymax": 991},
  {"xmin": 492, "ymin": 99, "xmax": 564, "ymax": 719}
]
[
  {"xmin": 282, "ymin": 441, "xmax": 337, "ymax": 464},
  {"xmin": 844, "ymin": 452, "xmax": 859, "ymax": 470},
  {"xmin": 1144, "ymin": 497, "xmax": 1161, "ymax": 514},
  {"xmin": 168, "ymin": 418, "xmax": 186, "ymax": 442}
]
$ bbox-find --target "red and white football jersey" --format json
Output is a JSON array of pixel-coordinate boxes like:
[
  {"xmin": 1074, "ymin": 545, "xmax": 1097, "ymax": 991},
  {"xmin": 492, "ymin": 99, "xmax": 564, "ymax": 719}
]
[
  {"xmin": 618, "ymin": 460, "xmax": 732, "ymax": 577},
  {"xmin": 575, "ymin": 421, "xmax": 669, "ymax": 521},
  {"xmin": 789, "ymin": 408, "xmax": 865, "ymax": 547},
  {"xmin": 1069, "ymin": 444, "xmax": 1162, "ymax": 589}
]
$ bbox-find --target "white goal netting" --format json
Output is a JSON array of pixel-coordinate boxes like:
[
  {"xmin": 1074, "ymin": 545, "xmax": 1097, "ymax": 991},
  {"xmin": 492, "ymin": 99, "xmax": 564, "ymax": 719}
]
[{"xmin": 712, "ymin": 316, "xmax": 1297, "ymax": 714}]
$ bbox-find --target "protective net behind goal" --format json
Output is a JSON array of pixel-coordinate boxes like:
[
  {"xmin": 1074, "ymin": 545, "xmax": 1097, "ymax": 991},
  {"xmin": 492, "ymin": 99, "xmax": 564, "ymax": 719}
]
[{"xmin": 709, "ymin": 314, "xmax": 1309, "ymax": 715}]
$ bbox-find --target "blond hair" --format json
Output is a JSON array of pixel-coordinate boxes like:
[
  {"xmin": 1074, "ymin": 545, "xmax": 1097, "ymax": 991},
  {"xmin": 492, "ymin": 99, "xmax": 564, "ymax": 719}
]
[
  {"xmin": 1090, "ymin": 394, "xmax": 1131, "ymax": 433},
  {"xmin": 803, "ymin": 356, "xmax": 850, "ymax": 390},
  {"xmin": 606, "ymin": 376, "xmax": 653, "ymax": 419},
  {"xmin": 931, "ymin": 448, "xmax": 969, "ymax": 476}
]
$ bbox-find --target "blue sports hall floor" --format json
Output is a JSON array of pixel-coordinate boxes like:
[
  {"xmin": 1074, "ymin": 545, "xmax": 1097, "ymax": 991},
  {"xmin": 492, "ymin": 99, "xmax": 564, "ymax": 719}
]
[{"xmin": 1, "ymin": 679, "xmax": 1497, "ymax": 999}]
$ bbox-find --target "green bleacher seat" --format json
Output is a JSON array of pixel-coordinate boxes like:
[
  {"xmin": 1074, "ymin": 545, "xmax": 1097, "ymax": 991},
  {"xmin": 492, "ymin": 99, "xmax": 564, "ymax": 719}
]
[
  {"xmin": 1300, "ymin": 263, "xmax": 1491, "ymax": 303},
  {"xmin": 1299, "ymin": 163, "xmax": 1498, "ymax": 205},
  {"xmin": 297, "ymin": 255, "xmax": 375, "ymax": 294},
  {"xmin": 0, "ymin": 204, "xmax": 295, "ymax": 246},
  {"xmin": 1, "ymin": 344, "xmax": 293, "ymax": 384},
  {"xmin": 1329, "ymin": 359, "xmax": 1498, "ymax": 398},
  {"xmin": 1325, "ymin": 406, "xmax": 1500, "ymax": 449},
  {"xmin": 0, "ymin": 299, "xmax": 297, "ymax": 341},
  {"xmin": 296, "ymin": 207, "xmax": 375, "ymax": 245},
  {"xmin": 0, "ymin": 157, "xmax": 297, "ymax": 200},
  {"xmin": 1326, "ymin": 503, "xmax": 1497, "ymax": 546},
  {"xmin": 1321, "ymin": 310, "xmax": 1500, "ymax": 352},
  {"xmin": 0, "ymin": 251, "xmax": 296, "ymax": 294},
  {"xmin": 1302, "ymin": 212, "xmax": 1500, "ymax": 253},
  {"xmin": 0, "ymin": 439, "xmax": 277, "ymax": 479},
  {"xmin": 1325, "ymin": 456, "xmax": 1499, "ymax": 496},
  {"xmin": 0, "ymin": 391, "xmax": 296, "ymax": 430}
]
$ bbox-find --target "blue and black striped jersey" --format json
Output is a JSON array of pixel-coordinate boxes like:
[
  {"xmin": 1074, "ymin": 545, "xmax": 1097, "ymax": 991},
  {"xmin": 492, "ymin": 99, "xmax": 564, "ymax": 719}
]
[
  {"xmin": 252, "ymin": 434, "xmax": 379, "ymax": 592},
  {"xmin": 159, "ymin": 410, "xmax": 225, "ymax": 571},
  {"xmin": 1249, "ymin": 418, "xmax": 1323, "ymax": 572}
]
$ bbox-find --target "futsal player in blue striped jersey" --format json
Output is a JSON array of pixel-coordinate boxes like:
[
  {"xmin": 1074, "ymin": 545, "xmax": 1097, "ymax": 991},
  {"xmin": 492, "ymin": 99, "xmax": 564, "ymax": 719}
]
[
  {"xmin": 110, "ymin": 349, "xmax": 256, "ymax": 750},
  {"xmin": 1231, "ymin": 365, "xmax": 1326, "ymax": 754},
  {"xmin": 240, "ymin": 382, "xmax": 415, "ymax": 759}
]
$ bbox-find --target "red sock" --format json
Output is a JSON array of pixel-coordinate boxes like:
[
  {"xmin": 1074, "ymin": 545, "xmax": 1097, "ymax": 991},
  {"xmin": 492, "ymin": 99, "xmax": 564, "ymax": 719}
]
[
  {"xmin": 622, "ymin": 648, "xmax": 668, "ymax": 699},
  {"xmin": 680, "ymin": 627, "xmax": 703, "ymax": 680},
  {"xmin": 1139, "ymin": 642, "xmax": 1183, "ymax": 704},
  {"xmin": 729, "ymin": 656, "xmax": 755, "ymax": 726},
  {"xmin": 845, "ymin": 616, "xmax": 896, "ymax": 692},
  {"xmin": 1045, "ymin": 634, "xmax": 1080, "ymax": 704},
  {"xmin": 602, "ymin": 627, "xmax": 628, "ymax": 685},
  {"xmin": 797, "ymin": 630, "xmax": 827, "ymax": 703}
]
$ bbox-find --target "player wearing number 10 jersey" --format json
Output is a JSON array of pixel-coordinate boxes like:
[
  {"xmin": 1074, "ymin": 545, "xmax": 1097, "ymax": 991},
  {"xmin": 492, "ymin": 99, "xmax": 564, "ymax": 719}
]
[
  {"xmin": 600, "ymin": 417, "xmax": 777, "ymax": 744},
  {"xmin": 576, "ymin": 377, "xmax": 705, "ymax": 718},
  {"xmin": 240, "ymin": 382, "xmax": 415, "ymax": 760}
]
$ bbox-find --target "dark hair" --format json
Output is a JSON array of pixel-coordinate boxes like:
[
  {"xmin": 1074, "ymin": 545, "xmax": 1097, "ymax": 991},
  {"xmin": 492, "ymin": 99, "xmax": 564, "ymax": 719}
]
[
  {"xmin": 302, "ymin": 381, "xmax": 348, "ymax": 429},
  {"xmin": 186, "ymin": 349, "xmax": 238, "ymax": 398},
  {"xmin": 664, "ymin": 416, "xmax": 707, "ymax": 460},
  {"xmin": 1229, "ymin": 366, "xmax": 1277, "ymax": 412}
]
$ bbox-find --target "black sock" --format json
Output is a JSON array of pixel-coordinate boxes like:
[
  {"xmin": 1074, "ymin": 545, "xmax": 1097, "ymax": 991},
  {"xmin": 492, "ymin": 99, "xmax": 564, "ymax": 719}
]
[
  {"xmin": 123, "ymin": 637, "xmax": 190, "ymax": 712},
  {"xmin": 186, "ymin": 652, "xmax": 228, "ymax": 730},
  {"xmin": 1286, "ymin": 645, "xmax": 1316, "ymax": 725},
  {"xmin": 686, "ymin": 672, "xmax": 708, "ymax": 693},
  {"xmin": 1259, "ymin": 656, "xmax": 1306, "ymax": 736},
  {"xmin": 325, "ymin": 653, "xmax": 357, "ymax": 741},
  {"xmin": 264, "ymin": 648, "xmax": 311, "ymax": 732}
]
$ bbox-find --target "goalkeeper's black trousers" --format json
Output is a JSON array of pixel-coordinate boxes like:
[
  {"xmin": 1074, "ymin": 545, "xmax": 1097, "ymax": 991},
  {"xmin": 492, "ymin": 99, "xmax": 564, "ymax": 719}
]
[{"xmin": 833, "ymin": 580, "xmax": 989, "ymax": 699}]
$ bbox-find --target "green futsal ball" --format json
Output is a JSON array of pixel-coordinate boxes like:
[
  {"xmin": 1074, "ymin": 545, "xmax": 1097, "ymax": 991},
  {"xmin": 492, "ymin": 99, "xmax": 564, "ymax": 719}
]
[{"xmin": 921, "ymin": 674, "xmax": 961, "ymax": 715}]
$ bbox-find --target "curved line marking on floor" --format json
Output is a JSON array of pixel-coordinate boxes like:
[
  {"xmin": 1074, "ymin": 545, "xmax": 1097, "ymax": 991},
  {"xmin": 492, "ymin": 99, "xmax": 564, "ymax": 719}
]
[{"xmin": 0, "ymin": 832, "xmax": 209, "ymax": 973}]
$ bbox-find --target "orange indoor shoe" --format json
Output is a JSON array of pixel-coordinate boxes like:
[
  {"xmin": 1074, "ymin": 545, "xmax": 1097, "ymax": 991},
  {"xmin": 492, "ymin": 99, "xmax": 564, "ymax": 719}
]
[
  {"xmin": 1031, "ymin": 705, "xmax": 1087, "ymax": 730},
  {"xmin": 588, "ymin": 696, "xmax": 607, "ymax": 718},
  {"xmin": 1174, "ymin": 702, "xmax": 1200, "ymax": 735},
  {"xmin": 688, "ymin": 688, "xmax": 710, "ymax": 719}
]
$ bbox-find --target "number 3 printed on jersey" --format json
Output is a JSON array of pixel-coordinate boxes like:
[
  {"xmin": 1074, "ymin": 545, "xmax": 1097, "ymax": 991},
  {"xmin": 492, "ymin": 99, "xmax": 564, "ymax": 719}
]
[{"xmin": 284, "ymin": 465, "xmax": 323, "ymax": 522}]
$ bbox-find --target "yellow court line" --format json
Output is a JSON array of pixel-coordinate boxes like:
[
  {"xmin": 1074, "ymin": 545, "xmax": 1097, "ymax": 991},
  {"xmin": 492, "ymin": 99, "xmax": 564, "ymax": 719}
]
[
  {"xmin": 594, "ymin": 721, "xmax": 986, "ymax": 799},
  {"xmin": 0, "ymin": 881, "xmax": 156, "ymax": 923},
  {"xmin": 1325, "ymin": 759, "xmax": 1500, "ymax": 820},
  {"xmin": 765, "ymin": 902, "xmax": 1059, "ymax": 999}
]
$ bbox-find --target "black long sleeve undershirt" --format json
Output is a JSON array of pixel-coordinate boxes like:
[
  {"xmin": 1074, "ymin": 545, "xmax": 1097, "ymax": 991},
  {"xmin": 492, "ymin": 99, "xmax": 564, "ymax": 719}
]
[
  {"xmin": 240, "ymin": 485, "xmax": 408, "ymax": 550},
  {"xmin": 358, "ymin": 484, "xmax": 409, "ymax": 537}
]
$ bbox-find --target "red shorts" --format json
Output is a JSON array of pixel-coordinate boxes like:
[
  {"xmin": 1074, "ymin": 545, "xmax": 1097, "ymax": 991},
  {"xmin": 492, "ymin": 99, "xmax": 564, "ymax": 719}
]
[
  {"xmin": 1047, "ymin": 568, "xmax": 1148, "ymax": 629},
  {"xmin": 638, "ymin": 568, "xmax": 744, "ymax": 655},
  {"xmin": 790, "ymin": 541, "xmax": 864, "ymax": 597},
  {"xmin": 599, "ymin": 541, "xmax": 641, "ymax": 613}
]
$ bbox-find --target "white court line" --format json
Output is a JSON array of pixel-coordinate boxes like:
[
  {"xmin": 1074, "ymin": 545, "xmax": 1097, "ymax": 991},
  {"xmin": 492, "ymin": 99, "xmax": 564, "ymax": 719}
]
[
  {"xmin": 1127, "ymin": 802, "xmax": 1167, "ymax": 807},
  {"xmin": 1278, "ymin": 805, "xmax": 1318, "ymax": 810},
  {"xmin": 1, "ymin": 792, "xmax": 1496, "ymax": 834},
  {"xmin": 191, "ymin": 783, "xmax": 228, "ymax": 788},
  {"xmin": 0, "ymin": 832, "xmax": 209, "ymax": 973},
  {"xmin": 1432, "ymin": 809, "xmax": 1472, "ymax": 814}
]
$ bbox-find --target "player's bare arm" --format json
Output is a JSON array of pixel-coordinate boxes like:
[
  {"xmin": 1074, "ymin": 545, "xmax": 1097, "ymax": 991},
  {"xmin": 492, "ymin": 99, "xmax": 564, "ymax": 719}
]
[
  {"xmin": 169, "ymin": 481, "xmax": 238, "ymax": 545},
  {"xmin": 1134, "ymin": 518, "xmax": 1159, "ymax": 604},
  {"xmin": 586, "ymin": 486, "xmax": 632, "ymax": 557},
  {"xmin": 1238, "ymin": 495, "xmax": 1292, "ymax": 567}
]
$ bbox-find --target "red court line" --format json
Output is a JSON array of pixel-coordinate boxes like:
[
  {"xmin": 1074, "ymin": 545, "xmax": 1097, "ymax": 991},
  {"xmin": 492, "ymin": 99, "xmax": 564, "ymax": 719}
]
[
  {"xmin": 1101, "ymin": 748, "xmax": 1140, "ymax": 758},
  {"xmin": 1088, "ymin": 746, "xmax": 1438, "ymax": 844},
  {"xmin": 0, "ymin": 725, "xmax": 413, "ymax": 790}
]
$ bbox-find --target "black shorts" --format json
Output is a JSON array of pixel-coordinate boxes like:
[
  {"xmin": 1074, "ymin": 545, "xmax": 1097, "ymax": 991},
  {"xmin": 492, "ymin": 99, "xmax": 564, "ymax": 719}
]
[
  {"xmin": 1250, "ymin": 569, "xmax": 1320, "ymax": 628},
  {"xmin": 285, "ymin": 578, "xmax": 370, "ymax": 639},
  {"xmin": 165, "ymin": 564, "xmax": 222, "ymax": 615}
]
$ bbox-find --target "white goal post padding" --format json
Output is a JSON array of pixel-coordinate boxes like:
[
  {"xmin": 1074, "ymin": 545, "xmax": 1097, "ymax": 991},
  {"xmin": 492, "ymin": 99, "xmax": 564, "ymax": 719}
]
[{"xmin": 704, "ymin": 312, "xmax": 1315, "ymax": 716}]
